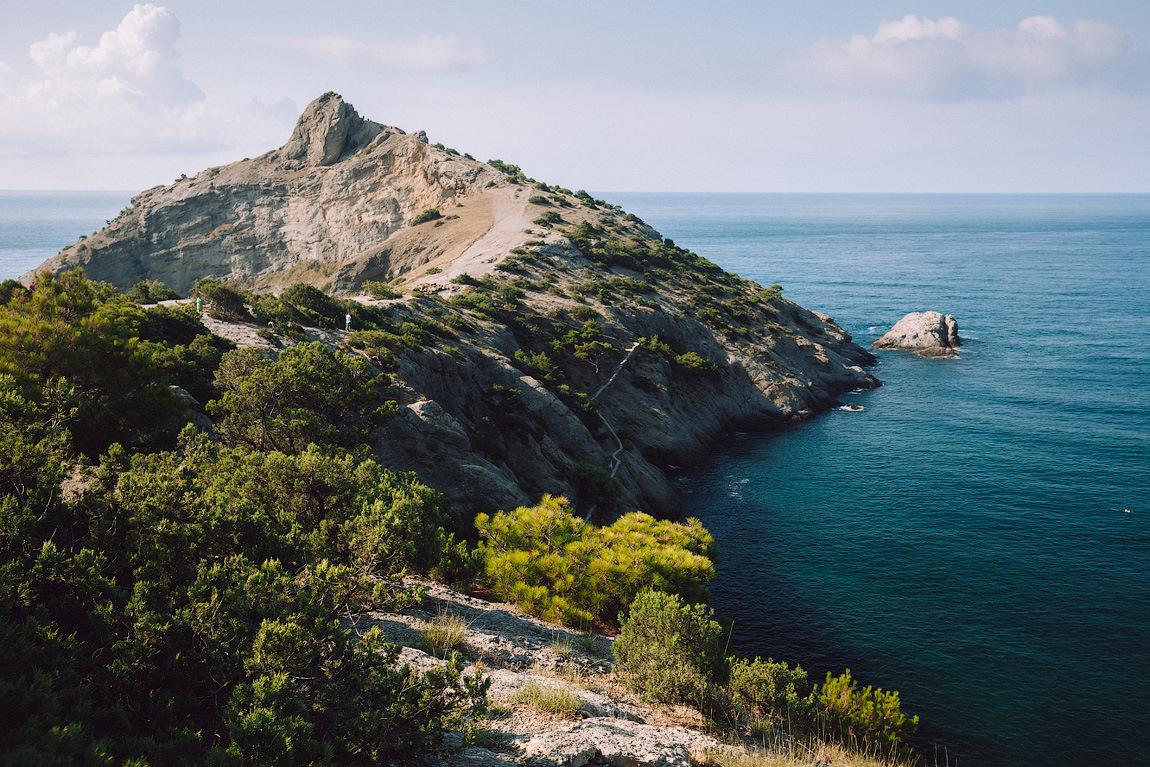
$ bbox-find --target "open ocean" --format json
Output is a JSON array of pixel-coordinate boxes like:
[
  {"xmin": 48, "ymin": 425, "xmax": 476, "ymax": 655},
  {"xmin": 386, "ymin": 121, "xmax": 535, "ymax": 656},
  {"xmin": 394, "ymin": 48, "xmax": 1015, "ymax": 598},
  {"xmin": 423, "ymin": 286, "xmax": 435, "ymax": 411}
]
[
  {"xmin": 610, "ymin": 193, "xmax": 1150, "ymax": 767},
  {"xmin": 4, "ymin": 191, "xmax": 1149, "ymax": 766}
]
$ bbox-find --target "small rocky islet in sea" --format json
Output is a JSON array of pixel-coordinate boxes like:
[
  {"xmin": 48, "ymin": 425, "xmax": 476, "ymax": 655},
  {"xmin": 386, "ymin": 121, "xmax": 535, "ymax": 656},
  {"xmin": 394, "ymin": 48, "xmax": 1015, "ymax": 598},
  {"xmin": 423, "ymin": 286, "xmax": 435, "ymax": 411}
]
[{"xmin": 873, "ymin": 310, "xmax": 961, "ymax": 358}]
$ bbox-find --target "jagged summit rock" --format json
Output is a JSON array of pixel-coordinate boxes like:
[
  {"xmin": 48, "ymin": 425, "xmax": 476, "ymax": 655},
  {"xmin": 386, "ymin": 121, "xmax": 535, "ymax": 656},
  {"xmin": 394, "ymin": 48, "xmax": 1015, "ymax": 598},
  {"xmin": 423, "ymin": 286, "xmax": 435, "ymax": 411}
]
[
  {"xmin": 26, "ymin": 92, "xmax": 499, "ymax": 296},
  {"xmin": 279, "ymin": 92, "xmax": 384, "ymax": 167},
  {"xmin": 873, "ymin": 311, "xmax": 961, "ymax": 358}
]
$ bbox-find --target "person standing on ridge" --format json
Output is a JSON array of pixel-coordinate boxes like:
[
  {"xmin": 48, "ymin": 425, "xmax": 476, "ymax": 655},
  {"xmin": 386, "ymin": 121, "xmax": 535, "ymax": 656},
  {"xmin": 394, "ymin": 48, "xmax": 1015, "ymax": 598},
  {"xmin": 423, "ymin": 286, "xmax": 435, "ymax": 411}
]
[{"xmin": 345, "ymin": 312, "xmax": 352, "ymax": 332}]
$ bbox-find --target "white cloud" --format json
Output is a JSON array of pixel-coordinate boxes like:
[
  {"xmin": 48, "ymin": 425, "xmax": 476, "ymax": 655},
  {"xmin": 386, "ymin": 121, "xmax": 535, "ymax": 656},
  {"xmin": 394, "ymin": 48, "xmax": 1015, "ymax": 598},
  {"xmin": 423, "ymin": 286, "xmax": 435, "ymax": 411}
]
[
  {"xmin": 0, "ymin": 4, "xmax": 219, "ymax": 155},
  {"xmin": 26, "ymin": 4, "xmax": 203, "ymax": 106},
  {"xmin": 792, "ymin": 15, "xmax": 1143, "ymax": 100},
  {"xmin": 260, "ymin": 34, "xmax": 488, "ymax": 72}
]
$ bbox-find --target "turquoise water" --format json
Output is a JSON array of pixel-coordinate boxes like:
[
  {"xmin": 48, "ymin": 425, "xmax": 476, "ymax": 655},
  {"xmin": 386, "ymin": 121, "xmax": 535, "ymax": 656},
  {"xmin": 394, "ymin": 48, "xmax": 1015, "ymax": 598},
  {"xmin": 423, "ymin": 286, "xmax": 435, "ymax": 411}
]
[
  {"xmin": 5, "ymin": 192, "xmax": 1148, "ymax": 765},
  {"xmin": 0, "ymin": 191, "xmax": 133, "ymax": 281},
  {"xmin": 609, "ymin": 193, "xmax": 1150, "ymax": 767}
]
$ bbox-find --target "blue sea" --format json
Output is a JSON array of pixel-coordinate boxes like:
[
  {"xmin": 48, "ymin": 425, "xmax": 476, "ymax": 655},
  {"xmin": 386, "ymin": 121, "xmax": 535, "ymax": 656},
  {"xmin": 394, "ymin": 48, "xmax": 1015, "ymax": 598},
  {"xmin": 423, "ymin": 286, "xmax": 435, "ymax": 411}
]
[
  {"xmin": 4, "ymin": 191, "xmax": 1149, "ymax": 766},
  {"xmin": 0, "ymin": 191, "xmax": 134, "ymax": 282},
  {"xmin": 610, "ymin": 193, "xmax": 1150, "ymax": 767}
]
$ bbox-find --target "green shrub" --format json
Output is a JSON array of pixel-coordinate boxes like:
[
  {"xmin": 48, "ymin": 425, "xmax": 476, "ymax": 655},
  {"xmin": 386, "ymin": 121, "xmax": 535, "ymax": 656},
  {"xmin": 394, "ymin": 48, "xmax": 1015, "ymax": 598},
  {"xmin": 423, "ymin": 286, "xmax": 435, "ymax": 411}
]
[
  {"xmin": 532, "ymin": 211, "xmax": 563, "ymax": 228},
  {"xmin": 571, "ymin": 461, "xmax": 620, "ymax": 509},
  {"xmin": 487, "ymin": 159, "xmax": 526, "ymax": 182},
  {"xmin": 570, "ymin": 305, "xmax": 598, "ymax": 321},
  {"xmin": 759, "ymin": 284, "xmax": 784, "ymax": 302},
  {"xmin": 412, "ymin": 209, "xmax": 442, "ymax": 225},
  {"xmin": 673, "ymin": 351, "xmax": 723, "ymax": 379},
  {"xmin": 613, "ymin": 590, "xmax": 728, "ymax": 706},
  {"xmin": 474, "ymin": 496, "xmax": 715, "ymax": 628},
  {"xmin": 194, "ymin": 278, "xmax": 249, "ymax": 321},
  {"xmin": 728, "ymin": 657, "xmax": 814, "ymax": 728},
  {"xmin": 363, "ymin": 281, "xmax": 402, "ymax": 300},
  {"xmin": 1, "ymin": 271, "xmax": 185, "ymax": 457},
  {"xmin": 0, "ymin": 278, "xmax": 26, "ymax": 306},
  {"xmin": 514, "ymin": 349, "xmax": 564, "ymax": 384},
  {"xmin": 817, "ymin": 670, "xmax": 919, "ymax": 753},
  {"xmin": 126, "ymin": 278, "xmax": 180, "ymax": 303},
  {"xmin": 0, "ymin": 420, "xmax": 486, "ymax": 765},
  {"xmin": 208, "ymin": 342, "xmax": 381, "ymax": 453},
  {"xmin": 281, "ymin": 282, "xmax": 342, "ymax": 328}
]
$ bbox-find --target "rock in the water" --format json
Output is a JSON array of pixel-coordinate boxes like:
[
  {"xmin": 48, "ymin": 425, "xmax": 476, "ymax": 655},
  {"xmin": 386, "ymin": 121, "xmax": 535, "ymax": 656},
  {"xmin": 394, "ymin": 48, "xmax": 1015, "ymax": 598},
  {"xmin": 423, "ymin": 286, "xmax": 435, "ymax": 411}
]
[{"xmin": 872, "ymin": 311, "xmax": 961, "ymax": 358}]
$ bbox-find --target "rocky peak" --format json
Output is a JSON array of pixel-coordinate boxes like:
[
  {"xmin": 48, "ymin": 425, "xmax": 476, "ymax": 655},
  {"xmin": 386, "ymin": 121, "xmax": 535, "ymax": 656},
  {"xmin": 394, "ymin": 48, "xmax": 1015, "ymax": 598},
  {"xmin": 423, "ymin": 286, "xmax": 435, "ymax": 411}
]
[{"xmin": 278, "ymin": 91, "xmax": 383, "ymax": 167}]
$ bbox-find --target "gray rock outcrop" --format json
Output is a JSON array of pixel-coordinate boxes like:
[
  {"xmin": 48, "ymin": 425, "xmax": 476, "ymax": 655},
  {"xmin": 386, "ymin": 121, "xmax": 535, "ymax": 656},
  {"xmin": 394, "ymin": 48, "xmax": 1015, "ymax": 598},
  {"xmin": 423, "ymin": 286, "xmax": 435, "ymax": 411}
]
[
  {"xmin": 873, "ymin": 311, "xmax": 961, "ymax": 358},
  {"xmin": 27, "ymin": 92, "xmax": 496, "ymax": 296},
  {"xmin": 278, "ymin": 91, "xmax": 383, "ymax": 167},
  {"xmin": 524, "ymin": 719, "xmax": 729, "ymax": 766},
  {"xmin": 368, "ymin": 580, "xmax": 739, "ymax": 767}
]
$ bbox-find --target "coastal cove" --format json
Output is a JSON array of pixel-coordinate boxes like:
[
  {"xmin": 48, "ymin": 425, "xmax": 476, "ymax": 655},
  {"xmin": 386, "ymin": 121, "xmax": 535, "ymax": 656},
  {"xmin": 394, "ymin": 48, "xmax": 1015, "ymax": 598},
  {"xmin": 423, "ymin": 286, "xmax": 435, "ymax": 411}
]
[{"xmin": 609, "ymin": 193, "xmax": 1150, "ymax": 767}]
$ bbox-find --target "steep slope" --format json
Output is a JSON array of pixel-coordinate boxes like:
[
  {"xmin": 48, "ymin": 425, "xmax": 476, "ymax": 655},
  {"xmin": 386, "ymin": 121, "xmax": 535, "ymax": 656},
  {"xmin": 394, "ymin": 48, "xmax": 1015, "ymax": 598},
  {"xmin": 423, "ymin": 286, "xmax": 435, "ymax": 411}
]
[
  {"xmin": 32, "ymin": 92, "xmax": 511, "ymax": 296},
  {"xmin": 28, "ymin": 93, "xmax": 879, "ymax": 518}
]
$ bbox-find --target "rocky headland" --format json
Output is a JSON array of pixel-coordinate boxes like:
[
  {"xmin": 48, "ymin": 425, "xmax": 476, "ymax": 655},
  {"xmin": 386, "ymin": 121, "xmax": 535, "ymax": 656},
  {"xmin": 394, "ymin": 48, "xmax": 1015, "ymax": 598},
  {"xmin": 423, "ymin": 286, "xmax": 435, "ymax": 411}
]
[
  {"xmin": 872, "ymin": 311, "xmax": 961, "ymax": 358},
  {"xmin": 28, "ymin": 92, "xmax": 880, "ymax": 520}
]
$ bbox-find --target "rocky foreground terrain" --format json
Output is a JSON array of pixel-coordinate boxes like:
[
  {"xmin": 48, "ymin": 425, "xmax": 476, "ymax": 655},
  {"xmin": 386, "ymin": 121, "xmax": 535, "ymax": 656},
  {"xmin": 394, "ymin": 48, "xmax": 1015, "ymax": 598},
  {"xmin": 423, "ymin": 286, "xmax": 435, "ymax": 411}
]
[
  {"xmin": 372, "ymin": 580, "xmax": 733, "ymax": 766},
  {"xmin": 30, "ymin": 92, "xmax": 880, "ymax": 519}
]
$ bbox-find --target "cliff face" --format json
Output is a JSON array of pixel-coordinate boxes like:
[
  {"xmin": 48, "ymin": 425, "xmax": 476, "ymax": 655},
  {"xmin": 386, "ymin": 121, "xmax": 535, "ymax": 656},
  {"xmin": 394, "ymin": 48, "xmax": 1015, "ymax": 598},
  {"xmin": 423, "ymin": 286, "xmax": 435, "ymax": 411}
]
[
  {"xmin": 32, "ymin": 92, "xmax": 499, "ymax": 296},
  {"xmin": 29, "ymin": 93, "xmax": 879, "ymax": 518}
]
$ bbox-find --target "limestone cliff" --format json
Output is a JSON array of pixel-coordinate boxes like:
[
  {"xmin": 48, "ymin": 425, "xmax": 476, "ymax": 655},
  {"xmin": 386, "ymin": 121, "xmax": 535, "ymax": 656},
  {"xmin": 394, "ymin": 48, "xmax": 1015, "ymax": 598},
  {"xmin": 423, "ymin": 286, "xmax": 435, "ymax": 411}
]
[
  {"xmin": 31, "ymin": 92, "xmax": 504, "ymax": 296},
  {"xmin": 28, "ymin": 93, "xmax": 880, "ymax": 518}
]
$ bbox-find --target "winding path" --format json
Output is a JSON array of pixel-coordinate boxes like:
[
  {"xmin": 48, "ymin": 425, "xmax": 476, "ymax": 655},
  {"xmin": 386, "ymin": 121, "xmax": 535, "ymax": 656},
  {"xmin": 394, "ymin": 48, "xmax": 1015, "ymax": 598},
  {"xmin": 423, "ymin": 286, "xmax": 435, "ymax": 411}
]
[{"xmin": 583, "ymin": 341, "xmax": 641, "ymax": 523}]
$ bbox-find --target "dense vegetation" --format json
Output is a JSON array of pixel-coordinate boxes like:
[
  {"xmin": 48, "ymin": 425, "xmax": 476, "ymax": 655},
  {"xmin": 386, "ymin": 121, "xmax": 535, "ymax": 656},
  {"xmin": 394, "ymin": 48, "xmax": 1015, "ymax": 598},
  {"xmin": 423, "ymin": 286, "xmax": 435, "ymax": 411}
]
[
  {"xmin": 1, "ymin": 267, "xmax": 916, "ymax": 764},
  {"xmin": 614, "ymin": 590, "xmax": 920, "ymax": 759},
  {"xmin": 0, "ymin": 274, "xmax": 487, "ymax": 764}
]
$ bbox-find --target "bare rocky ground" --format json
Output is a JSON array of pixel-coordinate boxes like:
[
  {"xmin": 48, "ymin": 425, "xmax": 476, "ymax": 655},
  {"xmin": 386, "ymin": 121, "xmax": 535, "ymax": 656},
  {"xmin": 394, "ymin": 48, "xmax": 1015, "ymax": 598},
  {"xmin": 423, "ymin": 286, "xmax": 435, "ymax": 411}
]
[{"xmin": 360, "ymin": 580, "xmax": 736, "ymax": 767}]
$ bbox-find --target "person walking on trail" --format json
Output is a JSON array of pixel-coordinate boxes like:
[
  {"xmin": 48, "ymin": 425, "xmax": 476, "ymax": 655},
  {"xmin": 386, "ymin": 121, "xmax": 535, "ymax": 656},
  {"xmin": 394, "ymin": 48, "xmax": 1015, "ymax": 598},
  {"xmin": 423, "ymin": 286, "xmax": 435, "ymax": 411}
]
[{"xmin": 345, "ymin": 312, "xmax": 352, "ymax": 332}]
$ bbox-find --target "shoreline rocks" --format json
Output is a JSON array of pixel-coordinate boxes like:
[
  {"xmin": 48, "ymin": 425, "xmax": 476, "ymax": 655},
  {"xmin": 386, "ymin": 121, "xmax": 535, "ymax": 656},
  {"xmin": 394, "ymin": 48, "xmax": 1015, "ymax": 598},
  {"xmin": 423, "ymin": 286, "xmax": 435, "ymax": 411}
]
[{"xmin": 872, "ymin": 311, "xmax": 961, "ymax": 358}]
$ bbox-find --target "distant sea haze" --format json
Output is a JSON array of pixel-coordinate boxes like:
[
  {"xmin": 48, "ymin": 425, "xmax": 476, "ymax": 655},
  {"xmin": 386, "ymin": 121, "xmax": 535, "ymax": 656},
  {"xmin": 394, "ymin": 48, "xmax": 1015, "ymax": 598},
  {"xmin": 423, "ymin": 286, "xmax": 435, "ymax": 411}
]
[{"xmin": 5, "ymin": 191, "xmax": 1150, "ymax": 767}]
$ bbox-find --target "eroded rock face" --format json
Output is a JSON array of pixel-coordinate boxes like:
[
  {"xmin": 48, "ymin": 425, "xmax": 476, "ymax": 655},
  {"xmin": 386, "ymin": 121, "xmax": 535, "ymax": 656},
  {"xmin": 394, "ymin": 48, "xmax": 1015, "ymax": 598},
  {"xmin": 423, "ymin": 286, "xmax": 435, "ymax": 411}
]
[
  {"xmin": 873, "ymin": 311, "xmax": 961, "ymax": 358},
  {"xmin": 27, "ymin": 93, "xmax": 493, "ymax": 296},
  {"xmin": 278, "ymin": 91, "xmax": 383, "ymax": 167}
]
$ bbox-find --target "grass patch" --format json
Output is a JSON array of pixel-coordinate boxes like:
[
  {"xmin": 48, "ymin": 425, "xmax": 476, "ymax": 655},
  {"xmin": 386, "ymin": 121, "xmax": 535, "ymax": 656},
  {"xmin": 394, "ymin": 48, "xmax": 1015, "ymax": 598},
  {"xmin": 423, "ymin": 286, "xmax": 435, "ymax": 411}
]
[
  {"xmin": 551, "ymin": 633, "xmax": 574, "ymax": 660},
  {"xmin": 693, "ymin": 737, "xmax": 921, "ymax": 767},
  {"xmin": 423, "ymin": 608, "xmax": 467, "ymax": 656},
  {"xmin": 486, "ymin": 702, "xmax": 512, "ymax": 718},
  {"xmin": 508, "ymin": 682, "xmax": 583, "ymax": 718}
]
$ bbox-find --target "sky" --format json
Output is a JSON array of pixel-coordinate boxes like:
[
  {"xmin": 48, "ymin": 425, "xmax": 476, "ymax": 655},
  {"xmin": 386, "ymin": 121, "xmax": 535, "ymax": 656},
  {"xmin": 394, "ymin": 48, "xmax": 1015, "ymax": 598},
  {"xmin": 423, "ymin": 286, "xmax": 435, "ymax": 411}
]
[{"xmin": 1, "ymin": 1, "xmax": 1148, "ymax": 193}]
